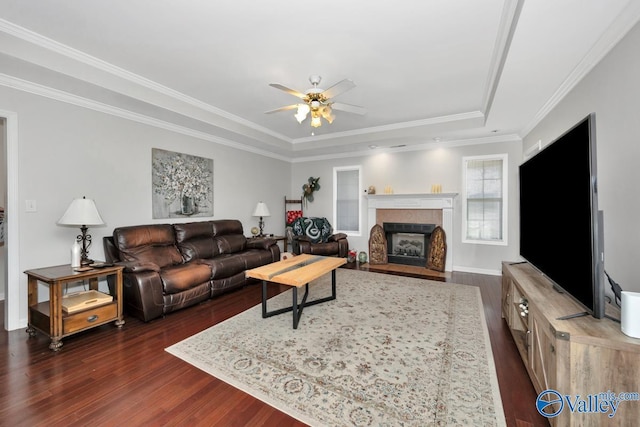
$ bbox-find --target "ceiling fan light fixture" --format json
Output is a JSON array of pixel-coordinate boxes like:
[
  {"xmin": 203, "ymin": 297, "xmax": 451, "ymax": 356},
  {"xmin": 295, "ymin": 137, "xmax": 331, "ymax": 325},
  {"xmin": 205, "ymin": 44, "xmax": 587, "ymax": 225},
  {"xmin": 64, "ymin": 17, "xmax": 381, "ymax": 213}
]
[
  {"xmin": 295, "ymin": 104, "xmax": 310, "ymax": 123},
  {"xmin": 268, "ymin": 75, "xmax": 363, "ymax": 129},
  {"xmin": 297, "ymin": 103, "xmax": 310, "ymax": 115}
]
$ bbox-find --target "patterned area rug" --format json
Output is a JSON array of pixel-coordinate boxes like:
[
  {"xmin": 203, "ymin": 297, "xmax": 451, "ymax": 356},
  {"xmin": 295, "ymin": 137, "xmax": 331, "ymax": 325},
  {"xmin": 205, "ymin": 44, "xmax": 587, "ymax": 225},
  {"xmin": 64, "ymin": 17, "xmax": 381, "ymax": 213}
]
[{"xmin": 166, "ymin": 269, "xmax": 506, "ymax": 426}]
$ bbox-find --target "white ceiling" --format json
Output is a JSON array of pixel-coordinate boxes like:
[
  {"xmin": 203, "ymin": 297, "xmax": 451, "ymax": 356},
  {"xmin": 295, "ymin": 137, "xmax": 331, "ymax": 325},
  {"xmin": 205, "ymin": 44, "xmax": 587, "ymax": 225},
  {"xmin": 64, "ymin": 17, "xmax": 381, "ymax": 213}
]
[{"xmin": 1, "ymin": 0, "xmax": 639, "ymax": 161}]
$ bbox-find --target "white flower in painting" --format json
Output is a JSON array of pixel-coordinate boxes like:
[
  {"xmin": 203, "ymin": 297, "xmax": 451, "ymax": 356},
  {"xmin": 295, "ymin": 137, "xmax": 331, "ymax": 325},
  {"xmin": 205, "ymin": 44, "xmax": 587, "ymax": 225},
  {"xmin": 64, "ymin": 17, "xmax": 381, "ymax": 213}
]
[{"xmin": 153, "ymin": 152, "xmax": 212, "ymax": 205}]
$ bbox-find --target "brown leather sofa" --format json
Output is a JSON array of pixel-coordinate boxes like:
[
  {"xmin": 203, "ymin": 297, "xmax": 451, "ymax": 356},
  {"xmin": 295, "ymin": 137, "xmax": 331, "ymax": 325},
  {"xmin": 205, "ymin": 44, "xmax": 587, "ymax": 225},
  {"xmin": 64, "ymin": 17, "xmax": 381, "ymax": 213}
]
[{"xmin": 103, "ymin": 219, "xmax": 279, "ymax": 322}]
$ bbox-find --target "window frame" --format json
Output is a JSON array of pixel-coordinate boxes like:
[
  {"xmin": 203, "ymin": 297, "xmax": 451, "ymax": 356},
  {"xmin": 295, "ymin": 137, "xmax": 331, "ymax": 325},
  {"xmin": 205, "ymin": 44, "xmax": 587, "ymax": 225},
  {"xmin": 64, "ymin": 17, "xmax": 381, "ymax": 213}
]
[
  {"xmin": 461, "ymin": 153, "xmax": 508, "ymax": 246},
  {"xmin": 333, "ymin": 165, "xmax": 362, "ymax": 237}
]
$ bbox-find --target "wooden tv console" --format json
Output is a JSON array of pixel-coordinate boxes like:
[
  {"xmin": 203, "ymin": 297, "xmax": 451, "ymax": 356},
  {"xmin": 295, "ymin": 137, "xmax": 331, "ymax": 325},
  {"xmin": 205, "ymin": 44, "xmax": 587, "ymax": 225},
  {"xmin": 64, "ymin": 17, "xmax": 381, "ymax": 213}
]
[{"xmin": 502, "ymin": 261, "xmax": 640, "ymax": 426}]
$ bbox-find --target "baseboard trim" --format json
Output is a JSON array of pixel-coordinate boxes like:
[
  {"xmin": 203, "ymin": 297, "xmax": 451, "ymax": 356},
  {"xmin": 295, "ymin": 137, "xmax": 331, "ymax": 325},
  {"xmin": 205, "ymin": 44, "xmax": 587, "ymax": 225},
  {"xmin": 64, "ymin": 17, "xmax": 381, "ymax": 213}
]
[{"xmin": 453, "ymin": 265, "xmax": 502, "ymax": 276}]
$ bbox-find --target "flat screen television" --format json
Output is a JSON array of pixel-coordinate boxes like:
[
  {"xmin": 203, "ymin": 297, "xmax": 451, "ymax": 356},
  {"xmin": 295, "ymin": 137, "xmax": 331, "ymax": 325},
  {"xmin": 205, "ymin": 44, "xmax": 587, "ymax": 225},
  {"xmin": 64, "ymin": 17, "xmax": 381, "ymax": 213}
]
[{"xmin": 519, "ymin": 113, "xmax": 604, "ymax": 319}]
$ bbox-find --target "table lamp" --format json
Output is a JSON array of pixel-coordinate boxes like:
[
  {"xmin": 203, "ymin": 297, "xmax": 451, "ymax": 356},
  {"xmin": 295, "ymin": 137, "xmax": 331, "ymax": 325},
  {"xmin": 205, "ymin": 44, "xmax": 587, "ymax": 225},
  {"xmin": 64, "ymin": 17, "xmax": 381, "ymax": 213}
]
[
  {"xmin": 57, "ymin": 196, "xmax": 105, "ymax": 266},
  {"xmin": 252, "ymin": 201, "xmax": 270, "ymax": 237}
]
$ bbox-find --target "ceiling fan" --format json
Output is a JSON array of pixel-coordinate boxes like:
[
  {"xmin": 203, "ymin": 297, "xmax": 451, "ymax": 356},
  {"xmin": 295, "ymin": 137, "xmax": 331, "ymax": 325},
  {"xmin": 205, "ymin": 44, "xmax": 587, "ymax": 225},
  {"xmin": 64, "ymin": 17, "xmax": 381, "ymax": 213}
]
[{"xmin": 265, "ymin": 75, "xmax": 366, "ymax": 128}]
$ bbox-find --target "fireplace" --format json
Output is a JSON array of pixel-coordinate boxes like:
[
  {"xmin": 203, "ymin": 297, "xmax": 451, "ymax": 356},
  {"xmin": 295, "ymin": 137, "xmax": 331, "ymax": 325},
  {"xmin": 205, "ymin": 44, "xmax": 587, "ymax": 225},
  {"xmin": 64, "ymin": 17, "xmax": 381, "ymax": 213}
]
[
  {"xmin": 384, "ymin": 222, "xmax": 435, "ymax": 266},
  {"xmin": 366, "ymin": 193, "xmax": 456, "ymax": 271}
]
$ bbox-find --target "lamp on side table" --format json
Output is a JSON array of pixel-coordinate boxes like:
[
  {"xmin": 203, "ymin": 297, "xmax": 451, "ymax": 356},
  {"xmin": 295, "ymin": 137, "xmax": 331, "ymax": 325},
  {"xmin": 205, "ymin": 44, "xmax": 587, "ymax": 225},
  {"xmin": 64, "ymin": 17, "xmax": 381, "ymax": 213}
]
[
  {"xmin": 252, "ymin": 201, "xmax": 270, "ymax": 237},
  {"xmin": 57, "ymin": 196, "xmax": 105, "ymax": 266}
]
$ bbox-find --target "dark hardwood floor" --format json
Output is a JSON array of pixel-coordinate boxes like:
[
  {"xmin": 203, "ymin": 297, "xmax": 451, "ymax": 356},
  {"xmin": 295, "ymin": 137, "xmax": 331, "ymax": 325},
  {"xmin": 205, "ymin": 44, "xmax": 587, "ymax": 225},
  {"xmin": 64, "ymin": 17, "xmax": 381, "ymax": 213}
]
[{"xmin": 0, "ymin": 266, "xmax": 549, "ymax": 426}]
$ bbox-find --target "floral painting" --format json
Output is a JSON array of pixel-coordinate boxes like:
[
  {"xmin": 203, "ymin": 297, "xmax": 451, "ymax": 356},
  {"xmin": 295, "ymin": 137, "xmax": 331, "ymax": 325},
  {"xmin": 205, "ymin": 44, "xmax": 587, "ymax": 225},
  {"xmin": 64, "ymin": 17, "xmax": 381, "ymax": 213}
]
[{"xmin": 152, "ymin": 148, "xmax": 213, "ymax": 218}]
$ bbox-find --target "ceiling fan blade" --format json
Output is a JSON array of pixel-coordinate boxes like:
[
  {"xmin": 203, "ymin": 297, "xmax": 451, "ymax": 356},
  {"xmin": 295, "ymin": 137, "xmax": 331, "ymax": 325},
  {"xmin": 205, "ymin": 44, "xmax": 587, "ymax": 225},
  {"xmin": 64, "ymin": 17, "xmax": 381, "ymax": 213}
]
[
  {"xmin": 331, "ymin": 102, "xmax": 366, "ymax": 115},
  {"xmin": 264, "ymin": 104, "xmax": 299, "ymax": 114},
  {"xmin": 322, "ymin": 79, "xmax": 356, "ymax": 99},
  {"xmin": 269, "ymin": 83, "xmax": 306, "ymax": 99}
]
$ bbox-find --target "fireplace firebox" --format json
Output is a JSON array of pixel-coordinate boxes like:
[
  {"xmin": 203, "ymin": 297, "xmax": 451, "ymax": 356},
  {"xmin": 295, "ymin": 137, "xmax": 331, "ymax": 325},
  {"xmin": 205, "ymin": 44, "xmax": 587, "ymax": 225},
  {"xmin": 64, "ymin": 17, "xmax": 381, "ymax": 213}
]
[{"xmin": 383, "ymin": 222, "xmax": 435, "ymax": 267}]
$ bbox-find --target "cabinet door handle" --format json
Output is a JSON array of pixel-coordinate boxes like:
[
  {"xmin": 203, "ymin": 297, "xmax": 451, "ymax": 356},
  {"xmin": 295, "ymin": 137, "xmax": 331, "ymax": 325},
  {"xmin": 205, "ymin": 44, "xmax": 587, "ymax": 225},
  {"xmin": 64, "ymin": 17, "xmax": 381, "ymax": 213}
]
[{"xmin": 87, "ymin": 315, "xmax": 98, "ymax": 323}]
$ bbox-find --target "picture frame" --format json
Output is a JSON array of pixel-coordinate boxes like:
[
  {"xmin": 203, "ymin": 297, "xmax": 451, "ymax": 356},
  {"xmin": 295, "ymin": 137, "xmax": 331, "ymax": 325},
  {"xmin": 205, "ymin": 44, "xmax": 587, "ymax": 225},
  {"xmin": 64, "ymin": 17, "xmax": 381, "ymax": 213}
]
[{"xmin": 152, "ymin": 148, "xmax": 213, "ymax": 219}]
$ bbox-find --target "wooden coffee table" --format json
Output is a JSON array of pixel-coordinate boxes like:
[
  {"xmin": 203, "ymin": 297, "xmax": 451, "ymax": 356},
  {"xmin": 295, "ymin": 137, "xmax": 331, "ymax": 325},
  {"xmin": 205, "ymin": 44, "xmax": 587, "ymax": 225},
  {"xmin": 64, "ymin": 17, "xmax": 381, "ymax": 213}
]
[{"xmin": 246, "ymin": 254, "xmax": 346, "ymax": 329}]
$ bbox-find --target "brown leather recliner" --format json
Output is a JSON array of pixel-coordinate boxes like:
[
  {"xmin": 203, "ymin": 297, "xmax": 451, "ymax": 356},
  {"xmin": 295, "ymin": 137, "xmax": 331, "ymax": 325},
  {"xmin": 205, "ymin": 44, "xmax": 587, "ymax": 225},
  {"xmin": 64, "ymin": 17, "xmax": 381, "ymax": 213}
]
[{"xmin": 287, "ymin": 217, "xmax": 349, "ymax": 257}]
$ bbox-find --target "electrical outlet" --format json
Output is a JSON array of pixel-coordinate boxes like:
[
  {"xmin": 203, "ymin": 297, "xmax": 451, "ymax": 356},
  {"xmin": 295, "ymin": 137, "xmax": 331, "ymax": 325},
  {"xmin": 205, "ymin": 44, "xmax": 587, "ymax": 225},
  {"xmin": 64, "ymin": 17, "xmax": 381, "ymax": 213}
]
[{"xmin": 25, "ymin": 199, "xmax": 37, "ymax": 212}]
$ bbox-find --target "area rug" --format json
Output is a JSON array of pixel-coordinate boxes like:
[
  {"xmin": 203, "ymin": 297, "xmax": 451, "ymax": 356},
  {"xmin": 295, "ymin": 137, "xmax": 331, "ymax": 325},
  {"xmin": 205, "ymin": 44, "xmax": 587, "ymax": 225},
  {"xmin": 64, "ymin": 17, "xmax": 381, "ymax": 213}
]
[{"xmin": 166, "ymin": 269, "xmax": 506, "ymax": 426}]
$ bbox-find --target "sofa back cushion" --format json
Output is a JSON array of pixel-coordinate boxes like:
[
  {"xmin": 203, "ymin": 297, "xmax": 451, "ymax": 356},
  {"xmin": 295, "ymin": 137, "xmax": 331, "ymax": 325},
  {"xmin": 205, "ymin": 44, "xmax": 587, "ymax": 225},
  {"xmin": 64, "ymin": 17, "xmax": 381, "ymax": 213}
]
[
  {"xmin": 215, "ymin": 234, "xmax": 247, "ymax": 254},
  {"xmin": 211, "ymin": 219, "xmax": 244, "ymax": 236},
  {"xmin": 174, "ymin": 221, "xmax": 219, "ymax": 262},
  {"xmin": 173, "ymin": 219, "xmax": 247, "ymax": 260},
  {"xmin": 113, "ymin": 224, "xmax": 183, "ymax": 269},
  {"xmin": 211, "ymin": 220, "xmax": 246, "ymax": 254}
]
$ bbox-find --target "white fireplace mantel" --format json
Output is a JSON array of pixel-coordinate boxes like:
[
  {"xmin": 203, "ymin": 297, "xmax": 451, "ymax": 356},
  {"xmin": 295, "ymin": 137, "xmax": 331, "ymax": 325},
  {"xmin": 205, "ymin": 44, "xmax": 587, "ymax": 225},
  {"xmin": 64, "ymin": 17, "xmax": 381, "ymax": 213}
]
[{"xmin": 366, "ymin": 193, "xmax": 457, "ymax": 271}]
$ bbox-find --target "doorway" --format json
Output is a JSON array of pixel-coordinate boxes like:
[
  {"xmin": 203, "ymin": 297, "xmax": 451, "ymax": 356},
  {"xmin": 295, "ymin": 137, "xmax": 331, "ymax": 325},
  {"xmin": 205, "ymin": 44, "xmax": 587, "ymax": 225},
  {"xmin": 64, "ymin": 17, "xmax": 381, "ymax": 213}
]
[
  {"xmin": 0, "ymin": 118, "xmax": 5, "ymax": 302},
  {"xmin": 1, "ymin": 110, "xmax": 19, "ymax": 331}
]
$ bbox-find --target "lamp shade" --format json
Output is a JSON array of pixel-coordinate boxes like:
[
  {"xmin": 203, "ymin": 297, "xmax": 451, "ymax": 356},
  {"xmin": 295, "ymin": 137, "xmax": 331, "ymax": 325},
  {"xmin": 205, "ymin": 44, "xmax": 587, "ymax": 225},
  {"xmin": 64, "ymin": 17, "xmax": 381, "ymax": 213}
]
[
  {"xmin": 252, "ymin": 202, "xmax": 271, "ymax": 217},
  {"xmin": 57, "ymin": 197, "xmax": 104, "ymax": 226}
]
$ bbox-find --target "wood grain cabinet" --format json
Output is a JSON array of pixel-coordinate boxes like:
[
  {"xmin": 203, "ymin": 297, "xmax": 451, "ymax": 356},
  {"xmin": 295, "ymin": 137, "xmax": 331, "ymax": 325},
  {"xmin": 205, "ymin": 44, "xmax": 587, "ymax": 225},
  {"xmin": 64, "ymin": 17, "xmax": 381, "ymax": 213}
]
[{"xmin": 502, "ymin": 262, "xmax": 640, "ymax": 427}]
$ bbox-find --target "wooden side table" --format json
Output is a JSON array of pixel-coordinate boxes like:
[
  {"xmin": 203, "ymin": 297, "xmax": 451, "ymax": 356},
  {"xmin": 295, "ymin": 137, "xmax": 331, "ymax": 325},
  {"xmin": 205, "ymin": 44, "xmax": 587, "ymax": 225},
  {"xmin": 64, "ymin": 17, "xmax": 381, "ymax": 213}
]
[{"xmin": 25, "ymin": 264, "xmax": 124, "ymax": 351}]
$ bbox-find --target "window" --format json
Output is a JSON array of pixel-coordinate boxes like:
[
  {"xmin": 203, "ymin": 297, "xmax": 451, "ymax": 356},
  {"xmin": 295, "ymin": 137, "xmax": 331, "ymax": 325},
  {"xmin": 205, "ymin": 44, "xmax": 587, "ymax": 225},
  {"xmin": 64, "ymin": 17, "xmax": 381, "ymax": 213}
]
[
  {"xmin": 333, "ymin": 166, "xmax": 361, "ymax": 236},
  {"xmin": 462, "ymin": 154, "xmax": 507, "ymax": 245}
]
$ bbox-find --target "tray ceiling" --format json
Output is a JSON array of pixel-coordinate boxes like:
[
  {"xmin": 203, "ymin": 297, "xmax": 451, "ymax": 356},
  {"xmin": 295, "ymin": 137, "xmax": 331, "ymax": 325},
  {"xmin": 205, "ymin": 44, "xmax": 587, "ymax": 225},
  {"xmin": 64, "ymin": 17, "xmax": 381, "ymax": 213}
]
[{"xmin": 1, "ymin": 0, "xmax": 639, "ymax": 160}]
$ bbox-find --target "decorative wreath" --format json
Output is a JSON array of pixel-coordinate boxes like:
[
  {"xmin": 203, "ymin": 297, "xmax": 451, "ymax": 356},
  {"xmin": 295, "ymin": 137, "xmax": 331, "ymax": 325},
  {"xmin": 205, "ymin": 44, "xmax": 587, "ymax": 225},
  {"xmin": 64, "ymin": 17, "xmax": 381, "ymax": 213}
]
[{"xmin": 302, "ymin": 177, "xmax": 320, "ymax": 207}]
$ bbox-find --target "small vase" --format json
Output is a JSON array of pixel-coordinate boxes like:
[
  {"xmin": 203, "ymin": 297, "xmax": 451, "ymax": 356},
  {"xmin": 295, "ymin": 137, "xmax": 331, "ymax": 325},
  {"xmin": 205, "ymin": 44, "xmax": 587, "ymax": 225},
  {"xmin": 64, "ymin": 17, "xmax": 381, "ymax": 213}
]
[
  {"xmin": 181, "ymin": 195, "xmax": 195, "ymax": 215},
  {"xmin": 358, "ymin": 251, "xmax": 368, "ymax": 263},
  {"xmin": 71, "ymin": 241, "xmax": 81, "ymax": 268}
]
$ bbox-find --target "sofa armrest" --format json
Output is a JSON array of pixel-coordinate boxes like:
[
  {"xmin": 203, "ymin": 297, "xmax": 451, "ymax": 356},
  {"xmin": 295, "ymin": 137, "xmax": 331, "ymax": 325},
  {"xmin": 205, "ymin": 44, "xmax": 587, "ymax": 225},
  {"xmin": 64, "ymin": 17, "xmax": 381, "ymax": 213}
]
[
  {"xmin": 328, "ymin": 233, "xmax": 348, "ymax": 242},
  {"xmin": 118, "ymin": 260, "xmax": 161, "ymax": 273},
  {"xmin": 337, "ymin": 238, "xmax": 349, "ymax": 258},
  {"xmin": 296, "ymin": 240, "xmax": 312, "ymax": 255},
  {"xmin": 246, "ymin": 237, "xmax": 276, "ymax": 250},
  {"xmin": 121, "ymin": 270, "xmax": 164, "ymax": 322}
]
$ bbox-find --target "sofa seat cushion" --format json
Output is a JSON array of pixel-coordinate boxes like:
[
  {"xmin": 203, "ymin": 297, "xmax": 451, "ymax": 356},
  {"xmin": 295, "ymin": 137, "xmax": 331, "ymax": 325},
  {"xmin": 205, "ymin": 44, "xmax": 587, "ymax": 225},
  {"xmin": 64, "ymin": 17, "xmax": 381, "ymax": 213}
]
[
  {"xmin": 200, "ymin": 254, "xmax": 247, "ymax": 279},
  {"xmin": 159, "ymin": 263, "xmax": 212, "ymax": 294},
  {"xmin": 240, "ymin": 249, "xmax": 276, "ymax": 270},
  {"xmin": 211, "ymin": 272, "xmax": 247, "ymax": 296}
]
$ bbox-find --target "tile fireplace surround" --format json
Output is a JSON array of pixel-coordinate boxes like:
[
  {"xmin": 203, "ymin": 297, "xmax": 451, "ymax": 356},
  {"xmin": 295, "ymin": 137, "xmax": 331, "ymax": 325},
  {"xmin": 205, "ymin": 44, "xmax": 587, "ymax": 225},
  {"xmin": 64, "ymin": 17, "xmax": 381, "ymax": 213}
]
[{"xmin": 366, "ymin": 193, "xmax": 457, "ymax": 272}]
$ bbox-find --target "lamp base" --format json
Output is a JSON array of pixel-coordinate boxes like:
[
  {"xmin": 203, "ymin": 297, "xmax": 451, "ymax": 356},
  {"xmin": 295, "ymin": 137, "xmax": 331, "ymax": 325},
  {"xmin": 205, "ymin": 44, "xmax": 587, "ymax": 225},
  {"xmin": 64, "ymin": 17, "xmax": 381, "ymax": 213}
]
[{"xmin": 77, "ymin": 226, "xmax": 94, "ymax": 267}]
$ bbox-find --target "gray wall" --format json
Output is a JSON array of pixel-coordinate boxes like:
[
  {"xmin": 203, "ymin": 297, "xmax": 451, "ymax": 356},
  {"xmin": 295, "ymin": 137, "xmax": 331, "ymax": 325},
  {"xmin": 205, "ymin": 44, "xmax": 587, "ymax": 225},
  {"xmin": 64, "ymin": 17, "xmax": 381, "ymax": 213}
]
[
  {"xmin": 291, "ymin": 138, "xmax": 522, "ymax": 275},
  {"xmin": 523, "ymin": 22, "xmax": 640, "ymax": 292},
  {"xmin": 1, "ymin": 85, "xmax": 290, "ymax": 329}
]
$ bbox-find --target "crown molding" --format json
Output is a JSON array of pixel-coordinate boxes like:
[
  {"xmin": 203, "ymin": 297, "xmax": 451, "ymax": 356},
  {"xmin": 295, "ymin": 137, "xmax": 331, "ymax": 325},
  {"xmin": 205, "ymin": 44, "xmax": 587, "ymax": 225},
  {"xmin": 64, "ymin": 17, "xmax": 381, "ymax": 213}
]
[
  {"xmin": 291, "ymin": 133, "xmax": 522, "ymax": 163},
  {"xmin": 0, "ymin": 18, "xmax": 292, "ymax": 144},
  {"xmin": 0, "ymin": 73, "xmax": 292, "ymax": 162},
  {"xmin": 292, "ymin": 111, "xmax": 485, "ymax": 144},
  {"xmin": 520, "ymin": 2, "xmax": 640, "ymax": 138},
  {"xmin": 481, "ymin": 0, "xmax": 524, "ymax": 118}
]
